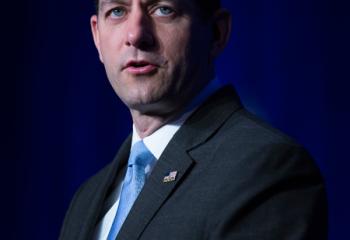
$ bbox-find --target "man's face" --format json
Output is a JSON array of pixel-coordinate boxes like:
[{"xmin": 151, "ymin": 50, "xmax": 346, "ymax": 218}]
[{"xmin": 91, "ymin": 0, "xmax": 216, "ymax": 115}]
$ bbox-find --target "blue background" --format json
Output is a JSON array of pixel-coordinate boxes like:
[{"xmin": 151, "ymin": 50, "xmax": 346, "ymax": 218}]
[{"xmin": 6, "ymin": 0, "xmax": 349, "ymax": 239}]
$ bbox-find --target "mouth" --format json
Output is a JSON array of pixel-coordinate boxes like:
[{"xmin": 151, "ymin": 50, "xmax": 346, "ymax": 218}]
[{"xmin": 123, "ymin": 60, "xmax": 158, "ymax": 75}]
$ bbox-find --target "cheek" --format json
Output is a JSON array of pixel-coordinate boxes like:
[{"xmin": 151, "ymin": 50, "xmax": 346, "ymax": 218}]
[
  {"xmin": 159, "ymin": 24, "xmax": 192, "ymax": 59},
  {"xmin": 99, "ymin": 28, "xmax": 124, "ymax": 64},
  {"xmin": 165, "ymin": 25, "xmax": 209, "ymax": 65}
]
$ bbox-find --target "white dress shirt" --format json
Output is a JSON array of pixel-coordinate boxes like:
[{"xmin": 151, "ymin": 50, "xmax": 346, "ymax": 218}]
[{"xmin": 94, "ymin": 78, "xmax": 222, "ymax": 239}]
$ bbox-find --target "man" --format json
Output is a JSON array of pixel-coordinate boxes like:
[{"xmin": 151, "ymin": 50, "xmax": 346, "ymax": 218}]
[{"xmin": 59, "ymin": 0, "xmax": 328, "ymax": 239}]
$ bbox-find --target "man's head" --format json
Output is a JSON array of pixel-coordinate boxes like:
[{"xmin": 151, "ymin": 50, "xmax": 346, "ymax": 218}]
[{"xmin": 91, "ymin": 0, "xmax": 231, "ymax": 116}]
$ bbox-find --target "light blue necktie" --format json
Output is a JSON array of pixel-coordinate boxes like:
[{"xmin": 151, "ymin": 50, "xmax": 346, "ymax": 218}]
[{"xmin": 107, "ymin": 141, "xmax": 156, "ymax": 240}]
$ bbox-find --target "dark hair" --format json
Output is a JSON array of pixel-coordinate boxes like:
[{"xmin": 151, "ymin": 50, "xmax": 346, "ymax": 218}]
[{"xmin": 93, "ymin": 0, "xmax": 221, "ymax": 19}]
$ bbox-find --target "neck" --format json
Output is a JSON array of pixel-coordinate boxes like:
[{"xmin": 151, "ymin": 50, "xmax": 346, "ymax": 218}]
[
  {"xmin": 131, "ymin": 74, "xmax": 216, "ymax": 138},
  {"xmin": 130, "ymin": 110, "xmax": 180, "ymax": 138}
]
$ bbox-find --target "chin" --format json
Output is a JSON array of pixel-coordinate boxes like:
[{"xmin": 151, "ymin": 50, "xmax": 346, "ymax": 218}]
[{"xmin": 126, "ymin": 96, "xmax": 178, "ymax": 116}]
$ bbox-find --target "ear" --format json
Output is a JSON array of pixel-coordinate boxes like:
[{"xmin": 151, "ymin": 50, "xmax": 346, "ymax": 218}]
[
  {"xmin": 90, "ymin": 15, "xmax": 104, "ymax": 63},
  {"xmin": 210, "ymin": 9, "xmax": 232, "ymax": 57}
]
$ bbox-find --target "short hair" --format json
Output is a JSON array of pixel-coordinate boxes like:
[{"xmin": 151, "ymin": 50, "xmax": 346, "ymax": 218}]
[{"xmin": 93, "ymin": 0, "xmax": 221, "ymax": 19}]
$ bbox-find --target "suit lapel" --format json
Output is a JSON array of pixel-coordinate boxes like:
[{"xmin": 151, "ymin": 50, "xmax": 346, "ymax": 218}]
[
  {"xmin": 77, "ymin": 136, "xmax": 131, "ymax": 240},
  {"xmin": 117, "ymin": 85, "xmax": 242, "ymax": 240},
  {"xmin": 117, "ymin": 142, "xmax": 194, "ymax": 239},
  {"xmin": 173, "ymin": 86, "xmax": 242, "ymax": 151}
]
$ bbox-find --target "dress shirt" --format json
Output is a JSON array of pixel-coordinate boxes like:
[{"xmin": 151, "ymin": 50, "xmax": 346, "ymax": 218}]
[{"xmin": 94, "ymin": 78, "xmax": 222, "ymax": 240}]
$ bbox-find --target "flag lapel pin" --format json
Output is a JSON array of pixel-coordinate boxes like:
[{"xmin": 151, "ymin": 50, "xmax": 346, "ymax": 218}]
[{"xmin": 163, "ymin": 171, "xmax": 178, "ymax": 183}]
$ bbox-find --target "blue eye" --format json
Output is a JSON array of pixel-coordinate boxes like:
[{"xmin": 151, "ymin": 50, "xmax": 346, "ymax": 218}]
[
  {"xmin": 154, "ymin": 6, "xmax": 174, "ymax": 16},
  {"xmin": 111, "ymin": 7, "xmax": 125, "ymax": 18}
]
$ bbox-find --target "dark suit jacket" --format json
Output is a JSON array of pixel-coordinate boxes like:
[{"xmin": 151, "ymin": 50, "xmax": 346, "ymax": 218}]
[{"xmin": 59, "ymin": 86, "xmax": 327, "ymax": 240}]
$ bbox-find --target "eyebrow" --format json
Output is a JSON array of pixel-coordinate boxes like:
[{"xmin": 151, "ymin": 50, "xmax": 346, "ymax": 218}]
[
  {"xmin": 99, "ymin": 0, "xmax": 180, "ymax": 10},
  {"xmin": 99, "ymin": 0, "xmax": 129, "ymax": 10}
]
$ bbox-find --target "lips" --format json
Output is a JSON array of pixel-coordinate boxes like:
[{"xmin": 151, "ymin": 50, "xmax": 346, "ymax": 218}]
[{"xmin": 123, "ymin": 60, "xmax": 158, "ymax": 75}]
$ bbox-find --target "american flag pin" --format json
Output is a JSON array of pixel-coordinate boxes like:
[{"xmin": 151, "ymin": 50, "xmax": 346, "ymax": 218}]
[{"xmin": 163, "ymin": 171, "xmax": 178, "ymax": 183}]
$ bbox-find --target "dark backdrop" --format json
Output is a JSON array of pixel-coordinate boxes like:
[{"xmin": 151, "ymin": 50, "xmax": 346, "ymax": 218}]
[{"xmin": 4, "ymin": 0, "xmax": 349, "ymax": 239}]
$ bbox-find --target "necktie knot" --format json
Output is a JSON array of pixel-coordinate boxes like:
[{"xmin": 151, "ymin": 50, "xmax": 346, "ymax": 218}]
[{"xmin": 128, "ymin": 141, "xmax": 155, "ymax": 168}]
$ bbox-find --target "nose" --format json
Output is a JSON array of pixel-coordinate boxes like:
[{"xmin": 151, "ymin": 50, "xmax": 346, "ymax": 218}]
[{"xmin": 126, "ymin": 9, "xmax": 155, "ymax": 49}]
